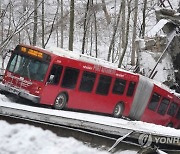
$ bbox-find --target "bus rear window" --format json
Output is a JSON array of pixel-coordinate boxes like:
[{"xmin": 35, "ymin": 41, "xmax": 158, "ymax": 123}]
[
  {"xmin": 61, "ymin": 67, "xmax": 79, "ymax": 89},
  {"xmin": 176, "ymin": 108, "xmax": 180, "ymax": 120},
  {"xmin": 126, "ymin": 81, "xmax": 136, "ymax": 96},
  {"xmin": 167, "ymin": 102, "xmax": 178, "ymax": 117},
  {"xmin": 96, "ymin": 75, "xmax": 112, "ymax": 95},
  {"xmin": 148, "ymin": 93, "xmax": 161, "ymax": 111},
  {"xmin": 112, "ymin": 78, "xmax": 126, "ymax": 95},
  {"xmin": 157, "ymin": 98, "xmax": 170, "ymax": 115}
]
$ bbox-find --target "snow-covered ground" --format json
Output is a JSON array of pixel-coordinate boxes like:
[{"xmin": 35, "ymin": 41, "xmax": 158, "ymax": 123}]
[
  {"xmin": 0, "ymin": 93, "xmax": 180, "ymax": 154},
  {"xmin": 0, "ymin": 120, "xmax": 109, "ymax": 154},
  {"xmin": 1, "ymin": 93, "xmax": 180, "ymax": 137},
  {"xmin": 0, "ymin": 94, "xmax": 139, "ymax": 154}
]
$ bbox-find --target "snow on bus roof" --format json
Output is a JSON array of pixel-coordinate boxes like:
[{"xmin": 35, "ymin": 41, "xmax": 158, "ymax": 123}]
[{"xmin": 47, "ymin": 46, "xmax": 137, "ymax": 76}]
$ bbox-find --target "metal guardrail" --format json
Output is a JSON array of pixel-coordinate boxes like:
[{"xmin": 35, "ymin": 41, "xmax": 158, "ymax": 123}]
[{"xmin": 0, "ymin": 101, "xmax": 179, "ymax": 152}]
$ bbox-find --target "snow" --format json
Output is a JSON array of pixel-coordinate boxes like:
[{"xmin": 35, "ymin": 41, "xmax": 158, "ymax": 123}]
[
  {"xmin": 139, "ymin": 51, "xmax": 175, "ymax": 84},
  {"xmin": 0, "ymin": 94, "xmax": 180, "ymax": 138},
  {"xmin": 0, "ymin": 120, "xmax": 108, "ymax": 154},
  {"xmin": 0, "ymin": 94, "xmax": 140, "ymax": 154},
  {"xmin": 46, "ymin": 46, "xmax": 137, "ymax": 76},
  {"xmin": 47, "ymin": 46, "xmax": 118, "ymax": 69},
  {"xmin": 147, "ymin": 19, "xmax": 169, "ymax": 37}
]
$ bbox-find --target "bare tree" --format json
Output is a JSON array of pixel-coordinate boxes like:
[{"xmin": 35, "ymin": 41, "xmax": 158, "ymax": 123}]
[
  {"xmin": 118, "ymin": 0, "xmax": 132, "ymax": 68},
  {"xmin": 0, "ymin": 1, "xmax": 43, "ymax": 52},
  {"xmin": 101, "ymin": 0, "xmax": 111, "ymax": 25},
  {"xmin": 131, "ymin": 0, "xmax": 138, "ymax": 66},
  {"xmin": 140, "ymin": 0, "xmax": 147, "ymax": 38},
  {"xmin": 121, "ymin": 0, "xmax": 126, "ymax": 49},
  {"xmin": 44, "ymin": 0, "xmax": 60, "ymax": 48},
  {"xmin": 92, "ymin": 0, "xmax": 98, "ymax": 58},
  {"xmin": 41, "ymin": 0, "xmax": 45, "ymax": 48},
  {"xmin": 33, "ymin": 0, "xmax": 38, "ymax": 45},
  {"xmin": 107, "ymin": 2, "xmax": 122, "ymax": 61},
  {"xmin": 69, "ymin": 0, "xmax": 74, "ymax": 51},
  {"xmin": 60, "ymin": 0, "xmax": 64, "ymax": 48},
  {"xmin": 0, "ymin": 0, "xmax": 2, "ymax": 44},
  {"xmin": 82, "ymin": 0, "xmax": 90, "ymax": 54}
]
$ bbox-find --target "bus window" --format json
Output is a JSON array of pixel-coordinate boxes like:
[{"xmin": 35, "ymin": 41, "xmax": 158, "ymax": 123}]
[
  {"xmin": 61, "ymin": 67, "xmax": 79, "ymax": 89},
  {"xmin": 148, "ymin": 93, "xmax": 161, "ymax": 111},
  {"xmin": 79, "ymin": 71, "xmax": 96, "ymax": 92},
  {"xmin": 96, "ymin": 75, "xmax": 112, "ymax": 95},
  {"xmin": 7, "ymin": 54, "xmax": 18, "ymax": 72},
  {"xmin": 176, "ymin": 108, "xmax": 180, "ymax": 119},
  {"xmin": 157, "ymin": 98, "xmax": 170, "ymax": 115},
  {"xmin": 112, "ymin": 78, "xmax": 126, "ymax": 95},
  {"xmin": 126, "ymin": 81, "xmax": 136, "ymax": 96},
  {"xmin": 47, "ymin": 64, "xmax": 63, "ymax": 85},
  {"xmin": 167, "ymin": 102, "xmax": 178, "ymax": 117}
]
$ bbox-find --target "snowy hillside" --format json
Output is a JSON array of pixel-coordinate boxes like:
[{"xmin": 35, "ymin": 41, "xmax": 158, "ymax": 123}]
[{"xmin": 0, "ymin": 120, "xmax": 111, "ymax": 154}]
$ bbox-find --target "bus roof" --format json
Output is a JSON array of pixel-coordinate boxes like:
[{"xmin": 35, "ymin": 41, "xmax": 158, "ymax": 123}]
[
  {"xmin": 19, "ymin": 44, "xmax": 138, "ymax": 77},
  {"xmin": 47, "ymin": 46, "xmax": 138, "ymax": 76}
]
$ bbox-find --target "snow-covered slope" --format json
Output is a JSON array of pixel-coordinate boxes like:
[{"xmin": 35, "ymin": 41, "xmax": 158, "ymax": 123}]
[
  {"xmin": 0, "ymin": 120, "xmax": 109, "ymax": 154},
  {"xmin": 0, "ymin": 94, "xmax": 140, "ymax": 154}
]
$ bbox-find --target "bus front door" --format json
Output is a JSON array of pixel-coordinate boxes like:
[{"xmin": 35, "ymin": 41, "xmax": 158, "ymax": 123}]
[{"xmin": 40, "ymin": 64, "xmax": 63, "ymax": 105}]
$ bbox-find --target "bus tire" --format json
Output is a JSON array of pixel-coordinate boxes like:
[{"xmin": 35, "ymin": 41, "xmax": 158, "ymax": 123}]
[
  {"xmin": 167, "ymin": 123, "xmax": 173, "ymax": 128},
  {"xmin": 54, "ymin": 93, "xmax": 67, "ymax": 110},
  {"xmin": 113, "ymin": 102, "xmax": 124, "ymax": 118}
]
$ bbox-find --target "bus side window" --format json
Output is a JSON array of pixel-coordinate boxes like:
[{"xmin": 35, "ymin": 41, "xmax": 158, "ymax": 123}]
[
  {"xmin": 7, "ymin": 54, "xmax": 17, "ymax": 72},
  {"xmin": 96, "ymin": 75, "xmax": 112, "ymax": 95},
  {"xmin": 157, "ymin": 98, "xmax": 170, "ymax": 115},
  {"xmin": 126, "ymin": 81, "xmax": 136, "ymax": 97},
  {"xmin": 112, "ymin": 78, "xmax": 126, "ymax": 95},
  {"xmin": 167, "ymin": 102, "xmax": 178, "ymax": 117},
  {"xmin": 61, "ymin": 67, "xmax": 80, "ymax": 89},
  {"xmin": 47, "ymin": 64, "xmax": 63, "ymax": 85},
  {"xmin": 176, "ymin": 108, "xmax": 180, "ymax": 119},
  {"xmin": 148, "ymin": 93, "xmax": 161, "ymax": 111},
  {"xmin": 79, "ymin": 71, "xmax": 96, "ymax": 92}
]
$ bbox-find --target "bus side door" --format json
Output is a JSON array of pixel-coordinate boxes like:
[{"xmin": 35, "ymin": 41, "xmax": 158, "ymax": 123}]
[{"xmin": 40, "ymin": 64, "xmax": 63, "ymax": 105}]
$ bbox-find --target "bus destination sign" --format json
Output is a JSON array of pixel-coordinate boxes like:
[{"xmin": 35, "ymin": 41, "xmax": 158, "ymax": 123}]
[{"xmin": 21, "ymin": 47, "xmax": 43, "ymax": 59}]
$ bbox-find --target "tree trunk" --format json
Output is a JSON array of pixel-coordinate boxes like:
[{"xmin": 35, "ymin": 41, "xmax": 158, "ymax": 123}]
[
  {"xmin": 0, "ymin": 0, "xmax": 4, "ymax": 45},
  {"xmin": 118, "ymin": 0, "xmax": 131, "ymax": 68},
  {"xmin": 33, "ymin": 0, "xmax": 38, "ymax": 46},
  {"xmin": 60, "ymin": 0, "xmax": 64, "ymax": 48},
  {"xmin": 101, "ymin": 0, "xmax": 111, "ymax": 25},
  {"xmin": 68, "ymin": 0, "xmax": 74, "ymax": 51},
  {"xmin": 121, "ymin": 0, "xmax": 126, "ymax": 49},
  {"xmin": 107, "ymin": 2, "xmax": 122, "ymax": 61},
  {"xmin": 82, "ymin": 0, "xmax": 90, "ymax": 54},
  {"xmin": 90, "ymin": 23, "xmax": 93, "ymax": 56},
  {"xmin": 131, "ymin": 0, "xmax": 138, "ymax": 66},
  {"xmin": 92, "ymin": 0, "xmax": 98, "ymax": 58},
  {"xmin": 141, "ymin": 0, "xmax": 147, "ymax": 38},
  {"xmin": 42, "ymin": 0, "xmax": 45, "ymax": 48},
  {"xmin": 44, "ymin": 0, "xmax": 60, "ymax": 47}
]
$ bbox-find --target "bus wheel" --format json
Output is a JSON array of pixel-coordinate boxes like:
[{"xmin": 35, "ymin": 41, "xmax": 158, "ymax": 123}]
[
  {"xmin": 167, "ymin": 123, "xmax": 173, "ymax": 128},
  {"xmin": 113, "ymin": 103, "xmax": 124, "ymax": 118},
  {"xmin": 54, "ymin": 93, "xmax": 67, "ymax": 110}
]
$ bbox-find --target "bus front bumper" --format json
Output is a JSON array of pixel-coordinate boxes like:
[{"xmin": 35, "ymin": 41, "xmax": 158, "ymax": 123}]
[{"xmin": 0, "ymin": 82, "xmax": 40, "ymax": 103}]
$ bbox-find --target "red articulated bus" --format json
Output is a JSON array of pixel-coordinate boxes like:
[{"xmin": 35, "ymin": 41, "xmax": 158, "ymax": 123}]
[{"xmin": 0, "ymin": 44, "xmax": 180, "ymax": 128}]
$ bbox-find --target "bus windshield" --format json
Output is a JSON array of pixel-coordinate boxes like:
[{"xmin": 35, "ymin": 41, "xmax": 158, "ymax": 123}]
[{"xmin": 7, "ymin": 53, "xmax": 49, "ymax": 82}]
